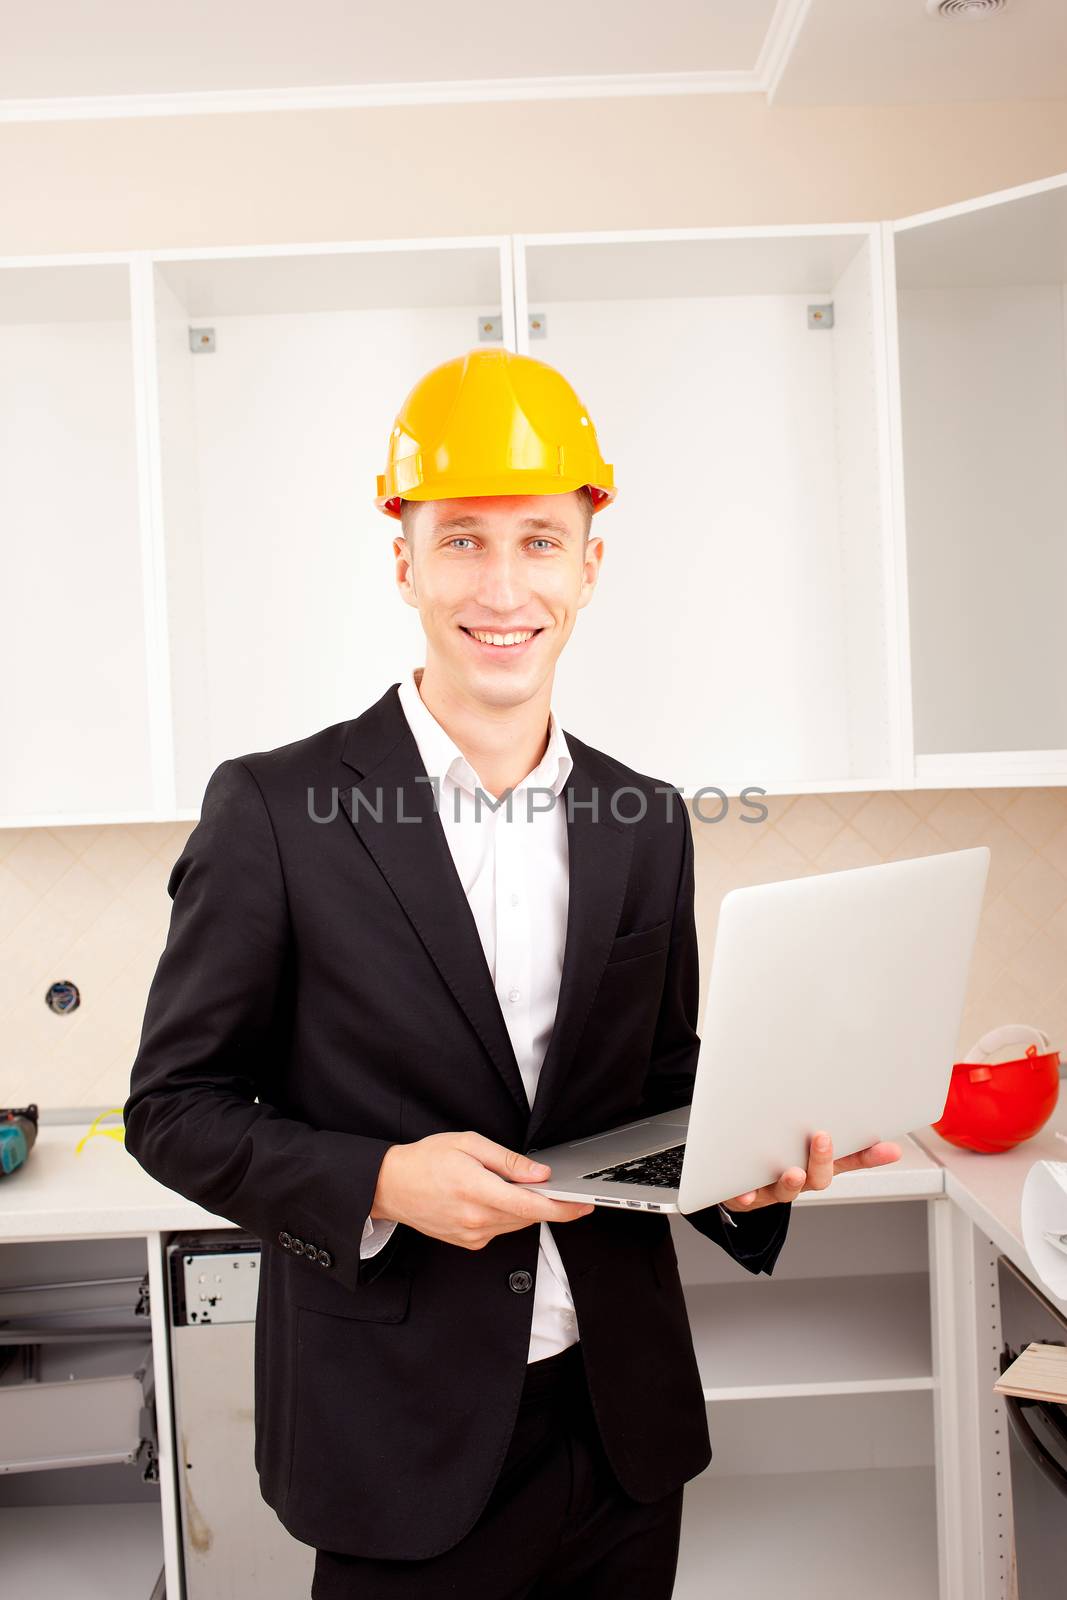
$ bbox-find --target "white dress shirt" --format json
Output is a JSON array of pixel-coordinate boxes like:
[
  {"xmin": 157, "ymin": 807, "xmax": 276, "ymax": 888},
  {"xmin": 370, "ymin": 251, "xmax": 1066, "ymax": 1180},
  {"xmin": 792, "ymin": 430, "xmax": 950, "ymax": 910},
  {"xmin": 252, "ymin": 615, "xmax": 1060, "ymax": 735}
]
[{"xmin": 359, "ymin": 666, "xmax": 581, "ymax": 1363}]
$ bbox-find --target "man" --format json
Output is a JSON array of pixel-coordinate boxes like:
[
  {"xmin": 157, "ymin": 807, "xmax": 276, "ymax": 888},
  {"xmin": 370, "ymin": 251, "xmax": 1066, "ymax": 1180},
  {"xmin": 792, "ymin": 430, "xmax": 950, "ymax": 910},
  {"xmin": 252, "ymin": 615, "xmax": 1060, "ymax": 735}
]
[{"xmin": 123, "ymin": 347, "xmax": 902, "ymax": 1598}]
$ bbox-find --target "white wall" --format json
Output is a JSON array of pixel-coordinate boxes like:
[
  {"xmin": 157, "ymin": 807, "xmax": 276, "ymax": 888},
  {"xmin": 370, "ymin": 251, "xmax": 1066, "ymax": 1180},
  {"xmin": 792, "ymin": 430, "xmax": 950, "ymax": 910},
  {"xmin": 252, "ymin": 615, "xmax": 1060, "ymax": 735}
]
[{"xmin": 3, "ymin": 93, "xmax": 1067, "ymax": 255}]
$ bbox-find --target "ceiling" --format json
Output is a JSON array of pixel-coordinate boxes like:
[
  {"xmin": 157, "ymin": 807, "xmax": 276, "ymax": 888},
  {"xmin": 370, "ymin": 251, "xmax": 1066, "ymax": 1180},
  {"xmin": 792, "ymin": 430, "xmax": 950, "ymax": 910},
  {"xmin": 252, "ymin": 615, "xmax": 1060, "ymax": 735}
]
[
  {"xmin": 0, "ymin": 0, "xmax": 1064, "ymax": 119},
  {"xmin": 0, "ymin": 0, "xmax": 777, "ymax": 98},
  {"xmin": 779, "ymin": 0, "xmax": 1067, "ymax": 105}
]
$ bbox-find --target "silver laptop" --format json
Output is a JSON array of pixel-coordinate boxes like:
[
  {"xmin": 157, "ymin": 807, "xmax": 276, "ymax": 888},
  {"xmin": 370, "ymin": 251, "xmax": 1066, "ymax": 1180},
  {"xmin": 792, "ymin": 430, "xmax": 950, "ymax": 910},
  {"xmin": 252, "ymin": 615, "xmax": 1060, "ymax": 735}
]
[{"xmin": 517, "ymin": 847, "xmax": 990, "ymax": 1215}]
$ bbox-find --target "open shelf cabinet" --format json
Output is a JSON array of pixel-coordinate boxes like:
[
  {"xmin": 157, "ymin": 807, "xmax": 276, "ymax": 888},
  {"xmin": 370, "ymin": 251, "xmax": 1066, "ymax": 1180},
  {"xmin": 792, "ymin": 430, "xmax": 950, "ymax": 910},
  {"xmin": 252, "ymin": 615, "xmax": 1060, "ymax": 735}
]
[
  {"xmin": 5, "ymin": 175, "xmax": 1067, "ymax": 825},
  {"xmin": 515, "ymin": 227, "xmax": 904, "ymax": 797},
  {"xmin": 890, "ymin": 172, "xmax": 1067, "ymax": 788}
]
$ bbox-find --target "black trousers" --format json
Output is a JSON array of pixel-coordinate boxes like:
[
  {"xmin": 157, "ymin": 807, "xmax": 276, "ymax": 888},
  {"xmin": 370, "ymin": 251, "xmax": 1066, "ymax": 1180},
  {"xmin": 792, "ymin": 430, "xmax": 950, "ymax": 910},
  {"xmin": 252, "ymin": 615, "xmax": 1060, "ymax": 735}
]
[{"xmin": 311, "ymin": 1341, "xmax": 685, "ymax": 1599}]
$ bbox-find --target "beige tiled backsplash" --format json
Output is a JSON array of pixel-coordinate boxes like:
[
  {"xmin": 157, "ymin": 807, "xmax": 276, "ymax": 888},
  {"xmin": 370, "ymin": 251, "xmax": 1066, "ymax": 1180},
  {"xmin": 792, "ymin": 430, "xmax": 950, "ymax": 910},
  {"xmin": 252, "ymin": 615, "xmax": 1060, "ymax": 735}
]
[{"xmin": 3, "ymin": 788, "xmax": 1067, "ymax": 1110}]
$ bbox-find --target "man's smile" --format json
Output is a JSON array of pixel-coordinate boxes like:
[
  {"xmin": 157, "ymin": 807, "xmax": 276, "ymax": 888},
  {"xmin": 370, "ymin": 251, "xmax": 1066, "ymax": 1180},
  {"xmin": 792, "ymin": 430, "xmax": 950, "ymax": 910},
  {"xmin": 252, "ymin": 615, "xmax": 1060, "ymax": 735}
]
[{"xmin": 459, "ymin": 625, "xmax": 546, "ymax": 655}]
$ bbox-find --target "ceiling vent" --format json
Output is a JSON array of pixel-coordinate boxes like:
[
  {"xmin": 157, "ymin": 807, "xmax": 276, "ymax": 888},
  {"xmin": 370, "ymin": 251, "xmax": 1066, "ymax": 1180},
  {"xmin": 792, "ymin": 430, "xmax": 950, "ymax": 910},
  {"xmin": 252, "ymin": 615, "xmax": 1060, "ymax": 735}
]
[{"xmin": 925, "ymin": 0, "xmax": 1008, "ymax": 16}]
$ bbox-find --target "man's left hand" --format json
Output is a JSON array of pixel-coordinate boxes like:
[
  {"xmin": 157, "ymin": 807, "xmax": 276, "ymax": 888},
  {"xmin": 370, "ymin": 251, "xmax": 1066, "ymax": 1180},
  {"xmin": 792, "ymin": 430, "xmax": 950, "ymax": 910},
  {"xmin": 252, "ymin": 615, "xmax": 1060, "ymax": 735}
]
[{"xmin": 720, "ymin": 1130, "xmax": 903, "ymax": 1213}]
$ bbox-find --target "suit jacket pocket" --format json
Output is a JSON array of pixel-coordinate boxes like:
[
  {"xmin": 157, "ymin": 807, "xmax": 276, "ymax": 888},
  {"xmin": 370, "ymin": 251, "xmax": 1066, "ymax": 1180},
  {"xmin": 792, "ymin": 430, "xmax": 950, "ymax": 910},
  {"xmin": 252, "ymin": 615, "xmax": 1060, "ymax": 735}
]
[
  {"xmin": 604, "ymin": 918, "xmax": 672, "ymax": 965},
  {"xmin": 290, "ymin": 1258, "xmax": 411, "ymax": 1322}
]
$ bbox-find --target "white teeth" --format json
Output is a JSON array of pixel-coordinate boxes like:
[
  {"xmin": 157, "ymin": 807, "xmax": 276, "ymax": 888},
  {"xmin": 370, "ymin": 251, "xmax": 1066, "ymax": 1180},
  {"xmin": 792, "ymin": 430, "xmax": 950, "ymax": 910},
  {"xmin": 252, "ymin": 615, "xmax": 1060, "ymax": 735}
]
[{"xmin": 468, "ymin": 629, "xmax": 536, "ymax": 646}]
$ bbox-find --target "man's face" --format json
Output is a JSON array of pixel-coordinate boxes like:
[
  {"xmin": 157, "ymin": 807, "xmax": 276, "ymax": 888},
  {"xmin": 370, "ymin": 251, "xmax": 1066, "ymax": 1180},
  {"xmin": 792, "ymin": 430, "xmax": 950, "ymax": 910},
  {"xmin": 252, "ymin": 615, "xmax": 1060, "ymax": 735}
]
[{"xmin": 393, "ymin": 493, "xmax": 603, "ymax": 709}]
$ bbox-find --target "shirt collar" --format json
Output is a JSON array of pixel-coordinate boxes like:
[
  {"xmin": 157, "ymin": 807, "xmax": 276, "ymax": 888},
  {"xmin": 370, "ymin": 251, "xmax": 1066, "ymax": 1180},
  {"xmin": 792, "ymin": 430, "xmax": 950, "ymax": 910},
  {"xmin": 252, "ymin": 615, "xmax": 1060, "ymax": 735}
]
[{"xmin": 397, "ymin": 668, "xmax": 573, "ymax": 800}]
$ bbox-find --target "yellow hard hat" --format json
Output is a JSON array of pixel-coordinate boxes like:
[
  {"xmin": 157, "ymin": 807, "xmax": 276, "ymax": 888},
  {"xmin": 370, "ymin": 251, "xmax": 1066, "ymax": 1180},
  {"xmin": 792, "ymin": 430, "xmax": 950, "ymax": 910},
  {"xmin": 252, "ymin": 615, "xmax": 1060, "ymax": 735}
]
[{"xmin": 375, "ymin": 347, "xmax": 616, "ymax": 520}]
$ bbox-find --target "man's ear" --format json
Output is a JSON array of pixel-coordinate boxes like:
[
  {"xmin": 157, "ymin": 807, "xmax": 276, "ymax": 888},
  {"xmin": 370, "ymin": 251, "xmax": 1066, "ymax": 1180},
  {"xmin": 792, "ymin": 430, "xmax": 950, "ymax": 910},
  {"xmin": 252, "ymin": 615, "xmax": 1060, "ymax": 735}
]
[
  {"xmin": 393, "ymin": 534, "xmax": 418, "ymax": 606},
  {"xmin": 576, "ymin": 534, "xmax": 604, "ymax": 611}
]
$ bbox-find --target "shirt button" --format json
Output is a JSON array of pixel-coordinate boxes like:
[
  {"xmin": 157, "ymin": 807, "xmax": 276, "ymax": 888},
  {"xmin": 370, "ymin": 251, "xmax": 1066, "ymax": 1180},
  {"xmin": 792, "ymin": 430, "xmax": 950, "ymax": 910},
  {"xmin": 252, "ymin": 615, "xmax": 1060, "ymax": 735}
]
[{"xmin": 508, "ymin": 988, "xmax": 521, "ymax": 1003}]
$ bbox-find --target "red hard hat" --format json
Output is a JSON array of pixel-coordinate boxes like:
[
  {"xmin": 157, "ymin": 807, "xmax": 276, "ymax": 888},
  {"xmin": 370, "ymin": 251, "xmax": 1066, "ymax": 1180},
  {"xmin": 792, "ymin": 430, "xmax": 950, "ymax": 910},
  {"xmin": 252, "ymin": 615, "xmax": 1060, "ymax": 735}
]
[{"xmin": 932, "ymin": 1025, "xmax": 1060, "ymax": 1155}]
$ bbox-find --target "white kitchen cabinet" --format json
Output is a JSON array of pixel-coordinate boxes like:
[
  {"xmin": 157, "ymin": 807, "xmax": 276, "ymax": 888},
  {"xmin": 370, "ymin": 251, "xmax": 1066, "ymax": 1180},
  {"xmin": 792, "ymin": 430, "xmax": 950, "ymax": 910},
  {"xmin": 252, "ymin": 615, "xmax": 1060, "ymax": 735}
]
[
  {"xmin": 7, "ymin": 175, "xmax": 1067, "ymax": 827},
  {"xmin": 890, "ymin": 173, "xmax": 1067, "ymax": 787},
  {"xmin": 514, "ymin": 228, "xmax": 904, "ymax": 797},
  {"xmin": 0, "ymin": 1234, "xmax": 165, "ymax": 1600},
  {"xmin": 672, "ymin": 1173, "xmax": 949, "ymax": 1600},
  {"xmin": 0, "ymin": 262, "xmax": 160, "ymax": 826},
  {"xmin": 149, "ymin": 239, "xmax": 514, "ymax": 814},
  {"xmin": 4, "ymin": 1119, "xmax": 1043, "ymax": 1599}
]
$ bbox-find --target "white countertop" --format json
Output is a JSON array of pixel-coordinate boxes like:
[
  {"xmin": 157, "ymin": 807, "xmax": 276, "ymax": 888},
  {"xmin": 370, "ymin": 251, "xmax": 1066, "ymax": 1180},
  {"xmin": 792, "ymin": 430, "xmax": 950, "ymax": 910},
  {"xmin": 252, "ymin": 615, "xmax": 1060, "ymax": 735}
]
[
  {"xmin": 0, "ymin": 1123, "xmax": 230, "ymax": 1241},
  {"xmin": 1, "ymin": 1122, "xmax": 942, "ymax": 1242},
  {"xmin": 913, "ymin": 1112, "xmax": 1067, "ymax": 1313},
  {"xmin": 3, "ymin": 1119, "xmax": 1065, "ymax": 1318}
]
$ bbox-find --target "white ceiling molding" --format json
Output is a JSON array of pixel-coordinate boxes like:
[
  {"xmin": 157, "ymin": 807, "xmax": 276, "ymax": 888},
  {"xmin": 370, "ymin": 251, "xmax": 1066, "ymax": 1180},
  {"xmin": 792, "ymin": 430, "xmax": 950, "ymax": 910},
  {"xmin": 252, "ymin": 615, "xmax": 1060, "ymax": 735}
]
[
  {"xmin": 1, "ymin": 0, "xmax": 1060, "ymax": 121},
  {"xmin": 0, "ymin": 70, "xmax": 770, "ymax": 124},
  {"xmin": 759, "ymin": 0, "xmax": 814, "ymax": 106},
  {"xmin": 0, "ymin": 1, "xmax": 810, "ymax": 123}
]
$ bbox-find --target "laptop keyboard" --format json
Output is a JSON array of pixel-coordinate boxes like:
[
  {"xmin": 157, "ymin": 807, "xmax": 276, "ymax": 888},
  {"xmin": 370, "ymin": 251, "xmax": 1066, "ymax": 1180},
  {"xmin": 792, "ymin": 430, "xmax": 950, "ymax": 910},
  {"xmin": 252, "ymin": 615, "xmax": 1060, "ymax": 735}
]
[{"xmin": 581, "ymin": 1142, "xmax": 685, "ymax": 1188}]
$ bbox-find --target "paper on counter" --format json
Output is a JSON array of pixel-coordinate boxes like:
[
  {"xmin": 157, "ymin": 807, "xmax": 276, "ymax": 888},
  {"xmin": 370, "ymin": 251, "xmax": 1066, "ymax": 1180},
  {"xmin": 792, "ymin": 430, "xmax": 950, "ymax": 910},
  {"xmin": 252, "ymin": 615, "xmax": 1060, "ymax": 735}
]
[{"xmin": 1021, "ymin": 1155, "xmax": 1067, "ymax": 1300}]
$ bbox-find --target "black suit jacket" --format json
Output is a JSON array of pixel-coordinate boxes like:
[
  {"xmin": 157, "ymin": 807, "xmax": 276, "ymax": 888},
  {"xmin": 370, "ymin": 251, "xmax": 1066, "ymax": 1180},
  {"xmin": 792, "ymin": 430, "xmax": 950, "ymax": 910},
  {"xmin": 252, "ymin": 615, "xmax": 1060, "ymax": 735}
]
[{"xmin": 123, "ymin": 682, "xmax": 790, "ymax": 1561}]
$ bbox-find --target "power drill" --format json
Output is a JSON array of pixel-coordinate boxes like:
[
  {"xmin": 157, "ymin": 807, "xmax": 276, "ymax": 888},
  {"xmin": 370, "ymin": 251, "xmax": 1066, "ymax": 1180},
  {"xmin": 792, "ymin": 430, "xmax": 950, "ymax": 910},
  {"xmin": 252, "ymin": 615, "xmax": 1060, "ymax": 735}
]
[{"xmin": 0, "ymin": 1105, "xmax": 39, "ymax": 1176}]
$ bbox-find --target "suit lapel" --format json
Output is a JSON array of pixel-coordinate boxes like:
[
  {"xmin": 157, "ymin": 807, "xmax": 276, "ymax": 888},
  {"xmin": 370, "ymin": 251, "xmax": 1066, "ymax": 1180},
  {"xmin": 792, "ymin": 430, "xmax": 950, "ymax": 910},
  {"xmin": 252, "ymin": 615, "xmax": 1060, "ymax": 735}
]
[{"xmin": 337, "ymin": 685, "xmax": 634, "ymax": 1139}]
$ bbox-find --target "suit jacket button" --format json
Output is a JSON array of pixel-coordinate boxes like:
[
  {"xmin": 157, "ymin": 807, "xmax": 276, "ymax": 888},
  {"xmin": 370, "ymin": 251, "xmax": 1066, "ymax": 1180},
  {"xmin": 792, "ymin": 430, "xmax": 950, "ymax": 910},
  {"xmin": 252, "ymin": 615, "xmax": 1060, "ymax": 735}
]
[
  {"xmin": 278, "ymin": 1232, "xmax": 292, "ymax": 1249},
  {"xmin": 318, "ymin": 1250, "xmax": 333, "ymax": 1268},
  {"xmin": 292, "ymin": 1238, "xmax": 306, "ymax": 1256},
  {"xmin": 509, "ymin": 1269, "xmax": 533, "ymax": 1294}
]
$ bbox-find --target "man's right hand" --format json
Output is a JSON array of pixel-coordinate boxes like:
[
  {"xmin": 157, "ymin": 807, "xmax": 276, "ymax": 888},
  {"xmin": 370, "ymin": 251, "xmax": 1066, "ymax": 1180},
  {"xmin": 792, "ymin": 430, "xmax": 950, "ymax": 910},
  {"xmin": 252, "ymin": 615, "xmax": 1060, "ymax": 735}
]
[{"xmin": 369, "ymin": 1131, "xmax": 595, "ymax": 1250}]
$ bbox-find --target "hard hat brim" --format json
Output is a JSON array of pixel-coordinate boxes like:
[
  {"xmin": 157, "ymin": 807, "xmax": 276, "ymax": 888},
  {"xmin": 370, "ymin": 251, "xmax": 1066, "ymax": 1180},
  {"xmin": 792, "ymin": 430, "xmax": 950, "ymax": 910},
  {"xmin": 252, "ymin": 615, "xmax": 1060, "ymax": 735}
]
[{"xmin": 376, "ymin": 474, "xmax": 616, "ymax": 519}]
